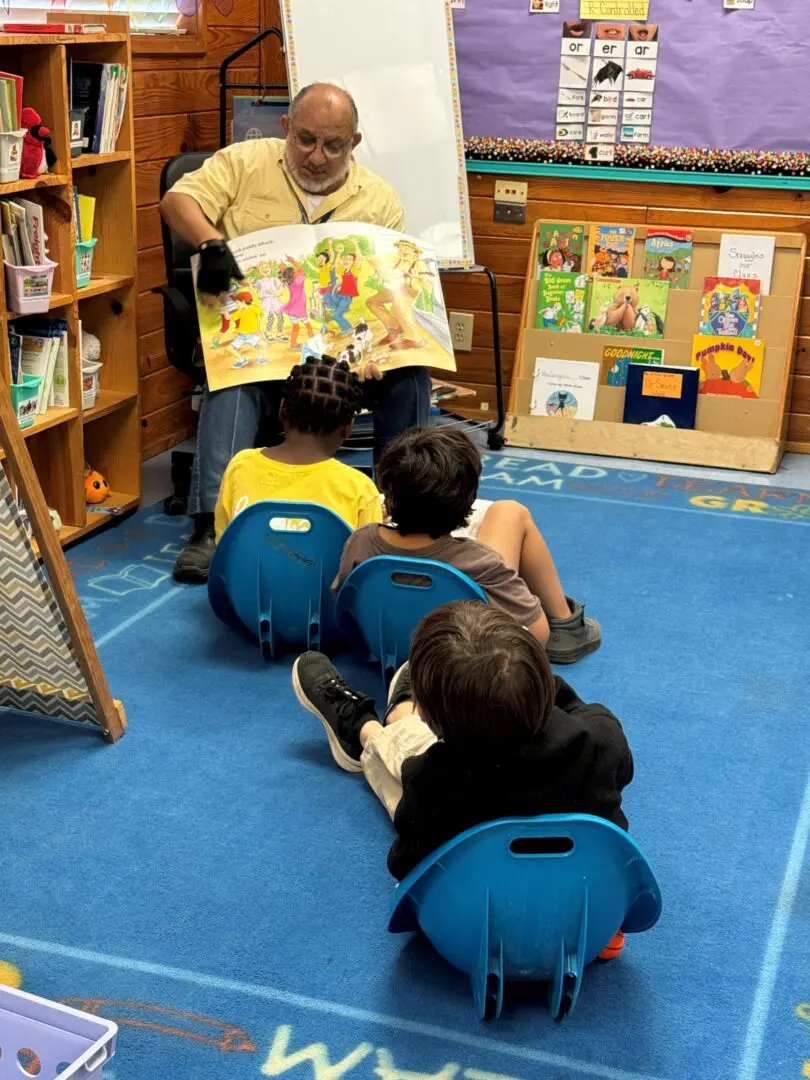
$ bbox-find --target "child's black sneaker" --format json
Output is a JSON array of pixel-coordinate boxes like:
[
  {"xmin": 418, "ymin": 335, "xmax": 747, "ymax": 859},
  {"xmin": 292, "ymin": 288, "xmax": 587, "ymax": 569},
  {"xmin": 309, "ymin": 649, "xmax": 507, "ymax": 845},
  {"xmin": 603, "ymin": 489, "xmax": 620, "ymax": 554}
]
[
  {"xmin": 546, "ymin": 597, "xmax": 602, "ymax": 665},
  {"xmin": 292, "ymin": 653, "xmax": 378, "ymax": 772},
  {"xmin": 386, "ymin": 662, "xmax": 413, "ymax": 715}
]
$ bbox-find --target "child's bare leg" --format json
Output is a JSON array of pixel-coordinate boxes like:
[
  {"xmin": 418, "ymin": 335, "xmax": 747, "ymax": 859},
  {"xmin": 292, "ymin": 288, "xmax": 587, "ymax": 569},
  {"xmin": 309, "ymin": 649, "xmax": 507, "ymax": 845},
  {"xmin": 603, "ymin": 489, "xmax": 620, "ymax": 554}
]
[{"xmin": 476, "ymin": 500, "xmax": 570, "ymax": 619}]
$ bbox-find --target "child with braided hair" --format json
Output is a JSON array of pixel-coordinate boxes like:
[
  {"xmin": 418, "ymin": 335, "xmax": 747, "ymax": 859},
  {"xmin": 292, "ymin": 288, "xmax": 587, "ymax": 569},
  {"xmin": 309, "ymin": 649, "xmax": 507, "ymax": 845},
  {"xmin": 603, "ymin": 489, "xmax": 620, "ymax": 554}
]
[{"xmin": 214, "ymin": 356, "xmax": 383, "ymax": 540}]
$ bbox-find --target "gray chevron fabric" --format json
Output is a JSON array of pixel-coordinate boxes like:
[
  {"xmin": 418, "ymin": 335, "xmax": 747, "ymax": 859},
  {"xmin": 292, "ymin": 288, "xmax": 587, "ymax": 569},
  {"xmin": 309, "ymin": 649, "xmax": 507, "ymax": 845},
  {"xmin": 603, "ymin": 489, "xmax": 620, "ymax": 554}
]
[{"xmin": 0, "ymin": 469, "xmax": 99, "ymax": 728}]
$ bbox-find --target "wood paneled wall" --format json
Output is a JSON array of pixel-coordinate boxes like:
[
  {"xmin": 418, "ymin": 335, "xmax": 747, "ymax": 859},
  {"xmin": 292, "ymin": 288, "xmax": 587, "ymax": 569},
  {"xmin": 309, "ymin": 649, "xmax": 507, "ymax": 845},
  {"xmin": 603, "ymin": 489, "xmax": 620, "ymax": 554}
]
[{"xmin": 133, "ymin": 17, "xmax": 810, "ymax": 456}]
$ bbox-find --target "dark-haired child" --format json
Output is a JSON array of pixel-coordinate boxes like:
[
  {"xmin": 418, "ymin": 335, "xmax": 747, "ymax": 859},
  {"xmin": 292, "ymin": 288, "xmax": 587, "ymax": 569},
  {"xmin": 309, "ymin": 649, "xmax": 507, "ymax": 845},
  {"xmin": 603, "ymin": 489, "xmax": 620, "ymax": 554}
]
[
  {"xmin": 292, "ymin": 602, "xmax": 632, "ymax": 955},
  {"xmin": 214, "ymin": 356, "xmax": 382, "ymax": 539},
  {"xmin": 333, "ymin": 426, "xmax": 600, "ymax": 664}
]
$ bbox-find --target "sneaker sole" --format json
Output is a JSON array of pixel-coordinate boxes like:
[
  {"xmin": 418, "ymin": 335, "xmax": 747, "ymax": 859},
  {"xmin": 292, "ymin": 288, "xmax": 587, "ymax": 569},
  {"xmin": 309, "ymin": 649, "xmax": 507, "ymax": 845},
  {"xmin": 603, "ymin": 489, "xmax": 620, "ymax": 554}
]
[
  {"xmin": 546, "ymin": 620, "xmax": 603, "ymax": 665},
  {"xmin": 291, "ymin": 658, "xmax": 363, "ymax": 773}
]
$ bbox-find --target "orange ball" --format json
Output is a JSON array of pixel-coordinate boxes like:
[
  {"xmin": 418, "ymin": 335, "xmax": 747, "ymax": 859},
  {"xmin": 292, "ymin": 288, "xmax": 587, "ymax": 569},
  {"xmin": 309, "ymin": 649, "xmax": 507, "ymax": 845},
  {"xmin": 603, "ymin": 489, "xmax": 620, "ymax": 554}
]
[{"xmin": 85, "ymin": 470, "xmax": 110, "ymax": 504}]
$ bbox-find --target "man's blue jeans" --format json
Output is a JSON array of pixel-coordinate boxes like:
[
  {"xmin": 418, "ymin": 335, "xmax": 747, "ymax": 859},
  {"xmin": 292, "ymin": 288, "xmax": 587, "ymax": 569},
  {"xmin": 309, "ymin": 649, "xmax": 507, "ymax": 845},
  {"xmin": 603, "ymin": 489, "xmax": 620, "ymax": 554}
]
[
  {"xmin": 188, "ymin": 365, "xmax": 432, "ymax": 516},
  {"xmin": 323, "ymin": 291, "xmax": 353, "ymax": 334}
]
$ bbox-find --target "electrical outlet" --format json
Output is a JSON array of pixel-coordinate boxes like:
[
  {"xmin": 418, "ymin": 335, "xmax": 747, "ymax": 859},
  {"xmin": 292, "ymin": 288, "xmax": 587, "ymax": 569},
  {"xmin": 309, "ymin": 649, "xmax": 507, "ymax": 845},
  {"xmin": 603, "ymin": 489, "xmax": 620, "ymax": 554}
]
[
  {"xmin": 494, "ymin": 202, "xmax": 526, "ymax": 225},
  {"xmin": 494, "ymin": 180, "xmax": 528, "ymax": 204},
  {"xmin": 449, "ymin": 311, "xmax": 474, "ymax": 352}
]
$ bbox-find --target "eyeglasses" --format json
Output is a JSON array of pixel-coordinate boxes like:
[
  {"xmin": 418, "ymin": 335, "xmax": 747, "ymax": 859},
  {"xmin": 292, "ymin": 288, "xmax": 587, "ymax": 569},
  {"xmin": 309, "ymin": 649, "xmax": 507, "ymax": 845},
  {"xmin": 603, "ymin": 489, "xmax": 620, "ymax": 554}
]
[{"xmin": 291, "ymin": 128, "xmax": 351, "ymax": 159}]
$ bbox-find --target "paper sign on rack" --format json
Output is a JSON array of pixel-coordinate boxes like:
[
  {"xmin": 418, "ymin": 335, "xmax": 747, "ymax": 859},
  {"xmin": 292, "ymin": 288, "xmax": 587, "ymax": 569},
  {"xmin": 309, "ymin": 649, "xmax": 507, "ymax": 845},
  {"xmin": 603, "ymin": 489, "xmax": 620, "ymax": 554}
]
[{"xmin": 580, "ymin": 0, "xmax": 649, "ymax": 17}]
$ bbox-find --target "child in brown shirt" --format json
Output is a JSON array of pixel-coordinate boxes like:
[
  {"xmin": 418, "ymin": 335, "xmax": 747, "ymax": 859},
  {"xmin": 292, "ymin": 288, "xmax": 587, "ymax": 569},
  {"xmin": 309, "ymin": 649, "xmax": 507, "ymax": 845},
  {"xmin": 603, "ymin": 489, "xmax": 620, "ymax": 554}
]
[{"xmin": 332, "ymin": 426, "xmax": 600, "ymax": 664}]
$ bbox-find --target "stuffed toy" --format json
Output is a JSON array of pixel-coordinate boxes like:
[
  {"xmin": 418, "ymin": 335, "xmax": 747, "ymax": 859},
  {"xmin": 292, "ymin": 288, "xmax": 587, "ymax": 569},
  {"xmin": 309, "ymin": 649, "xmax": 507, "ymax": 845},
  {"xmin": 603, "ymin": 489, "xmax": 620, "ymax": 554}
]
[
  {"xmin": 84, "ymin": 469, "xmax": 110, "ymax": 504},
  {"xmin": 20, "ymin": 107, "xmax": 56, "ymax": 179}
]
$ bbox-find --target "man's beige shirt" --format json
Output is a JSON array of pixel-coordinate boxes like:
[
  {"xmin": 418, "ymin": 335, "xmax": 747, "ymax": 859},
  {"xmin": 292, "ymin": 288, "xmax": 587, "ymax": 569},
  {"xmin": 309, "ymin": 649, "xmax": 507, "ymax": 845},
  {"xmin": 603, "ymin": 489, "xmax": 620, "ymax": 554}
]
[{"xmin": 171, "ymin": 138, "xmax": 404, "ymax": 240}]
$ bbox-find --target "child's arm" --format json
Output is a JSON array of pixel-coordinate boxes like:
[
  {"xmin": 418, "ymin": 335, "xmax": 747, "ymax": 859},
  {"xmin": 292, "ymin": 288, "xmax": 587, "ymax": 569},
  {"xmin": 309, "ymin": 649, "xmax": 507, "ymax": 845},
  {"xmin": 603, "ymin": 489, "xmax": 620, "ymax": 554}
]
[{"xmin": 565, "ymin": 696, "xmax": 634, "ymax": 827}]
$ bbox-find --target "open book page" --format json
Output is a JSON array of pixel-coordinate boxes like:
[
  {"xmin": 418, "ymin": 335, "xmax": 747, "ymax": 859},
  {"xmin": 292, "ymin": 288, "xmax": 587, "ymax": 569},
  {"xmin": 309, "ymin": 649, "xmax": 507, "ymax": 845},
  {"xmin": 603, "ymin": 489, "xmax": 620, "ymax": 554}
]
[{"xmin": 193, "ymin": 222, "xmax": 456, "ymax": 392}]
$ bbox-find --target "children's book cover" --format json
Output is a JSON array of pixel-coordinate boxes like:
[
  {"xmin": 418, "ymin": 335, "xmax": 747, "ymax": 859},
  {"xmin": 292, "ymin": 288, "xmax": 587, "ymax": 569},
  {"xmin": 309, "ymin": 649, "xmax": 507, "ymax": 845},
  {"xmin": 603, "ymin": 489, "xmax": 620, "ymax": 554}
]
[
  {"xmin": 193, "ymin": 222, "xmax": 455, "ymax": 392},
  {"xmin": 587, "ymin": 277, "xmax": 669, "ymax": 337},
  {"xmin": 623, "ymin": 364, "xmax": 699, "ymax": 429},
  {"xmin": 691, "ymin": 334, "xmax": 765, "ymax": 398},
  {"xmin": 588, "ymin": 224, "xmax": 635, "ymax": 278},
  {"xmin": 699, "ymin": 277, "xmax": 760, "ymax": 338},
  {"xmin": 643, "ymin": 229, "xmax": 693, "ymax": 289},
  {"xmin": 601, "ymin": 344, "xmax": 665, "ymax": 386},
  {"xmin": 535, "ymin": 271, "xmax": 589, "ymax": 332},
  {"xmin": 530, "ymin": 358, "xmax": 599, "ymax": 420},
  {"xmin": 537, "ymin": 222, "xmax": 586, "ymax": 275}
]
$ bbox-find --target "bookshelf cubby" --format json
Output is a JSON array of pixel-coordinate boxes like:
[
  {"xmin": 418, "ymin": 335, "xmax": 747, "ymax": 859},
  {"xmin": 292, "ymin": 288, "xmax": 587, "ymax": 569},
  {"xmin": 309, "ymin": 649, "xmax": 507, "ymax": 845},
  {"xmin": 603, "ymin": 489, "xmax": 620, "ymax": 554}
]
[{"xmin": 0, "ymin": 13, "xmax": 140, "ymax": 549}]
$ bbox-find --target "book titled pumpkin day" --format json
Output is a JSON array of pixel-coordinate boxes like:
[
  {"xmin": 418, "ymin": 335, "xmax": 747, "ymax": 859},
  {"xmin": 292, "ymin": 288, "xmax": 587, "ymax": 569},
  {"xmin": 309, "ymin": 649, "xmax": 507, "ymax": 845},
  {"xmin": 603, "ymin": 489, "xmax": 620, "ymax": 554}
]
[
  {"xmin": 692, "ymin": 335, "xmax": 765, "ymax": 398},
  {"xmin": 588, "ymin": 277, "xmax": 669, "ymax": 338}
]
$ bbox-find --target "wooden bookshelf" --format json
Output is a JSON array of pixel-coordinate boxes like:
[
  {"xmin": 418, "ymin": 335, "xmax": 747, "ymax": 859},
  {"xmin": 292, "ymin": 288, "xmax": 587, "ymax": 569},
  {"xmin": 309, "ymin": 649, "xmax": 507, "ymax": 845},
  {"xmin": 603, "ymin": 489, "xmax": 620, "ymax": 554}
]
[{"xmin": 0, "ymin": 14, "xmax": 141, "ymax": 550}]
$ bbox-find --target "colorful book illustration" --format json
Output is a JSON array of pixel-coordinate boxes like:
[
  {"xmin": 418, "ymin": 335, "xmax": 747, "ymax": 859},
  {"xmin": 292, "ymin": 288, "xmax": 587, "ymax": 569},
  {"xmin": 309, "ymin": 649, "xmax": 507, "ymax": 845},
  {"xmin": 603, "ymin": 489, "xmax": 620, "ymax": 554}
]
[
  {"xmin": 700, "ymin": 277, "xmax": 760, "ymax": 339},
  {"xmin": 623, "ymin": 363, "xmax": 699, "ymax": 429},
  {"xmin": 587, "ymin": 277, "xmax": 669, "ymax": 338},
  {"xmin": 530, "ymin": 358, "xmax": 599, "ymax": 421},
  {"xmin": 643, "ymin": 229, "xmax": 692, "ymax": 289},
  {"xmin": 537, "ymin": 222, "xmax": 586, "ymax": 275},
  {"xmin": 718, "ymin": 233, "xmax": 775, "ymax": 295},
  {"xmin": 588, "ymin": 224, "xmax": 635, "ymax": 278},
  {"xmin": 535, "ymin": 271, "xmax": 589, "ymax": 333},
  {"xmin": 194, "ymin": 222, "xmax": 455, "ymax": 393},
  {"xmin": 691, "ymin": 334, "xmax": 765, "ymax": 399},
  {"xmin": 601, "ymin": 344, "xmax": 665, "ymax": 386}
]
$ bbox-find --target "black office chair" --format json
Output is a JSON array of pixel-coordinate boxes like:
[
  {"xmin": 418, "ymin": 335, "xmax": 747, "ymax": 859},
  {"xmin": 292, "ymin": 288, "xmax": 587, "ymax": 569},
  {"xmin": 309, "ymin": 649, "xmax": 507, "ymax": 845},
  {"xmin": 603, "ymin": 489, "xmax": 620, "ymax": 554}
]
[{"xmin": 152, "ymin": 153, "xmax": 214, "ymax": 513}]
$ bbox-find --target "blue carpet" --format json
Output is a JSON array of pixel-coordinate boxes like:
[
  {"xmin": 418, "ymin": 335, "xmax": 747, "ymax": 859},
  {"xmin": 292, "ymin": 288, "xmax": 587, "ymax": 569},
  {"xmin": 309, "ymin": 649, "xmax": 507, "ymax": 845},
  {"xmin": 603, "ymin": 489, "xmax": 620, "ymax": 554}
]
[{"xmin": 1, "ymin": 453, "xmax": 809, "ymax": 1080}]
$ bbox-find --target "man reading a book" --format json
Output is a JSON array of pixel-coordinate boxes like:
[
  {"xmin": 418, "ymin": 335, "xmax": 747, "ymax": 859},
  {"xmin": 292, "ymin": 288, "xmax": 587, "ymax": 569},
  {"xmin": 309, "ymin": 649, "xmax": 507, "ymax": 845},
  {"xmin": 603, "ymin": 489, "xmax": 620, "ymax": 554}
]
[{"xmin": 159, "ymin": 82, "xmax": 430, "ymax": 584}]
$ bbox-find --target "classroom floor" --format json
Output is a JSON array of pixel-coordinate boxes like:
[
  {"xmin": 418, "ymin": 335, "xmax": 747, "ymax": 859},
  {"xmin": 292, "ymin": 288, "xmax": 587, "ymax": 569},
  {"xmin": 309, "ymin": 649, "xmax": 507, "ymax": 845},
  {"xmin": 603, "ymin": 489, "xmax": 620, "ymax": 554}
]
[{"xmin": 2, "ymin": 438, "xmax": 810, "ymax": 1080}]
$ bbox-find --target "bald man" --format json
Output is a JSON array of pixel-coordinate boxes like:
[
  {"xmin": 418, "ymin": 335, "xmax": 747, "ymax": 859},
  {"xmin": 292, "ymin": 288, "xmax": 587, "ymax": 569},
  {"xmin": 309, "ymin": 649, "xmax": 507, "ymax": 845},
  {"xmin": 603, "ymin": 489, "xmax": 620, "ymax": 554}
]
[{"xmin": 160, "ymin": 83, "xmax": 431, "ymax": 583}]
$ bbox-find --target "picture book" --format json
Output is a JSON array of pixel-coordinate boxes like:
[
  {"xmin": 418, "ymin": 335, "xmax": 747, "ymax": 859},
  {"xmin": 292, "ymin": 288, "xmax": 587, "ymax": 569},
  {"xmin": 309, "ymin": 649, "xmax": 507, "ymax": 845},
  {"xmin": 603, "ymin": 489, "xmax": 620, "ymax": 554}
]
[
  {"xmin": 193, "ymin": 222, "xmax": 455, "ymax": 393},
  {"xmin": 700, "ymin": 277, "xmax": 760, "ymax": 338},
  {"xmin": 623, "ymin": 363, "xmax": 699, "ymax": 429},
  {"xmin": 587, "ymin": 277, "xmax": 669, "ymax": 337},
  {"xmin": 691, "ymin": 334, "xmax": 765, "ymax": 399},
  {"xmin": 530, "ymin": 358, "xmax": 599, "ymax": 420},
  {"xmin": 643, "ymin": 229, "xmax": 692, "ymax": 289},
  {"xmin": 535, "ymin": 271, "xmax": 589, "ymax": 333},
  {"xmin": 718, "ymin": 233, "xmax": 775, "ymax": 295},
  {"xmin": 537, "ymin": 222, "xmax": 586, "ymax": 275},
  {"xmin": 601, "ymin": 344, "xmax": 665, "ymax": 386},
  {"xmin": 589, "ymin": 224, "xmax": 635, "ymax": 277}
]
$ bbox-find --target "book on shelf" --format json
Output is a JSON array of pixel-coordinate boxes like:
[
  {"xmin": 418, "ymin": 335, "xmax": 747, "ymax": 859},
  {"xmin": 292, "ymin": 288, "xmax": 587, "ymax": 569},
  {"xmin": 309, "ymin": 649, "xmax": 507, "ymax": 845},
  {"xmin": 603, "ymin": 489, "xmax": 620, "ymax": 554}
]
[
  {"xmin": 587, "ymin": 277, "xmax": 669, "ymax": 338},
  {"xmin": 530, "ymin": 358, "xmax": 600, "ymax": 421},
  {"xmin": 1, "ymin": 198, "xmax": 48, "ymax": 266},
  {"xmin": 692, "ymin": 334, "xmax": 765, "ymax": 399},
  {"xmin": 8, "ymin": 327, "xmax": 22, "ymax": 383},
  {"xmin": 13, "ymin": 317, "xmax": 70, "ymax": 411},
  {"xmin": 70, "ymin": 60, "xmax": 128, "ymax": 155},
  {"xmin": 588, "ymin": 224, "xmax": 635, "ymax": 279},
  {"xmin": 0, "ymin": 23, "xmax": 107, "ymax": 33},
  {"xmin": 537, "ymin": 222, "xmax": 586, "ymax": 275},
  {"xmin": 700, "ymin": 277, "xmax": 760, "ymax": 338},
  {"xmin": 623, "ymin": 364, "xmax": 699, "ymax": 430},
  {"xmin": 0, "ymin": 71, "xmax": 22, "ymax": 131},
  {"xmin": 643, "ymin": 229, "xmax": 692, "ymax": 290},
  {"xmin": 535, "ymin": 271, "xmax": 589, "ymax": 332}
]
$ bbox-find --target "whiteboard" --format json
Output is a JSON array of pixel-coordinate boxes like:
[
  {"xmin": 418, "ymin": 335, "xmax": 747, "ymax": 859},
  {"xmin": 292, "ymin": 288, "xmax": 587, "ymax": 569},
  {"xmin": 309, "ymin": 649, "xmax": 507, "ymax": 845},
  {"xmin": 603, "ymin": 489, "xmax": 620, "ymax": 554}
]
[{"xmin": 281, "ymin": 0, "xmax": 474, "ymax": 268}]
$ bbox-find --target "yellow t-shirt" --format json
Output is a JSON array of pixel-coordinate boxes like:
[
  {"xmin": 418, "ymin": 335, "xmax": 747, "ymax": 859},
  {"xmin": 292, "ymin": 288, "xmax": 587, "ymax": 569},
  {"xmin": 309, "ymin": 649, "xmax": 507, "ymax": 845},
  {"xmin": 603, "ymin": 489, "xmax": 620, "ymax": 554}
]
[
  {"xmin": 214, "ymin": 449, "xmax": 384, "ymax": 540},
  {"xmin": 170, "ymin": 138, "xmax": 405, "ymax": 240}
]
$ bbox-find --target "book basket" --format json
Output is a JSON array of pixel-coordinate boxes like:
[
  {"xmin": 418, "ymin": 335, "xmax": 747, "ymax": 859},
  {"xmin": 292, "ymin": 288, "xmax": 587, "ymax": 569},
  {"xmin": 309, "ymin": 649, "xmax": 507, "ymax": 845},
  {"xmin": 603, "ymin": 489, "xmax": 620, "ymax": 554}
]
[
  {"xmin": 75, "ymin": 238, "xmax": 97, "ymax": 289},
  {"xmin": 10, "ymin": 373, "xmax": 42, "ymax": 428},
  {"xmin": 0, "ymin": 985, "xmax": 118, "ymax": 1079},
  {"xmin": 3, "ymin": 259, "xmax": 57, "ymax": 315}
]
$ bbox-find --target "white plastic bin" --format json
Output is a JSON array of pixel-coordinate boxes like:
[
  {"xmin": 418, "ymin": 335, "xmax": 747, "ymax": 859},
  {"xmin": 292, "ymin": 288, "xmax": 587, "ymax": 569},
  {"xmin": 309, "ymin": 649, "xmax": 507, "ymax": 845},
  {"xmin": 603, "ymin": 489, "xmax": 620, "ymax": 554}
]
[
  {"xmin": 0, "ymin": 984, "xmax": 117, "ymax": 1079},
  {"xmin": 0, "ymin": 130, "xmax": 24, "ymax": 183},
  {"xmin": 82, "ymin": 359, "xmax": 103, "ymax": 410},
  {"xmin": 3, "ymin": 258, "xmax": 57, "ymax": 315}
]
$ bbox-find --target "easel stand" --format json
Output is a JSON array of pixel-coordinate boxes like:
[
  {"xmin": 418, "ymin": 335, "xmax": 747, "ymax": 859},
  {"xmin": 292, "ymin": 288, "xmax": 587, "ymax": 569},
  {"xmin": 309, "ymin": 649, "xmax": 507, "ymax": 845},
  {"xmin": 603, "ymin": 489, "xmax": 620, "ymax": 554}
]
[
  {"xmin": 0, "ymin": 390, "xmax": 126, "ymax": 742},
  {"xmin": 441, "ymin": 265, "xmax": 505, "ymax": 449}
]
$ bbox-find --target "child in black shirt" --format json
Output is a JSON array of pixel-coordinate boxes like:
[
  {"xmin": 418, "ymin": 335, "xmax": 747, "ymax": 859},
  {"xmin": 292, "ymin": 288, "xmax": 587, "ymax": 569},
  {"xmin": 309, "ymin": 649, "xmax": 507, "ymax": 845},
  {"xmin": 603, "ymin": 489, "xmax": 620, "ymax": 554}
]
[{"xmin": 292, "ymin": 600, "xmax": 634, "ymax": 956}]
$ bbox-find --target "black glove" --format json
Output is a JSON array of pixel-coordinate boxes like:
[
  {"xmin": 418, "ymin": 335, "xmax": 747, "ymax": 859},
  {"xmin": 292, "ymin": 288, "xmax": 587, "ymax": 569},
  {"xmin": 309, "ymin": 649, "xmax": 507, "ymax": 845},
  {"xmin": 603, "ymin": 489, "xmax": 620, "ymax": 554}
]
[{"xmin": 196, "ymin": 239, "xmax": 244, "ymax": 297}]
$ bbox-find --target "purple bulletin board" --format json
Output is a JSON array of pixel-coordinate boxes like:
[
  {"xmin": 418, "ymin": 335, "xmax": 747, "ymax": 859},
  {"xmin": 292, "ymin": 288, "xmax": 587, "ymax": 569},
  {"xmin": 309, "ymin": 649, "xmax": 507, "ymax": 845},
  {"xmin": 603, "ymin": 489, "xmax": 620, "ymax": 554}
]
[{"xmin": 453, "ymin": 0, "xmax": 808, "ymax": 153}]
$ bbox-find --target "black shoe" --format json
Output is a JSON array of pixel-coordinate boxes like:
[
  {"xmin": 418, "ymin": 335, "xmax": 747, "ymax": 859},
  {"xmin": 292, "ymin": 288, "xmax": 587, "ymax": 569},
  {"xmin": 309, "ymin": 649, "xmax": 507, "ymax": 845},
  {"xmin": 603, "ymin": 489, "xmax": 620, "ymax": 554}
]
[
  {"xmin": 173, "ymin": 514, "xmax": 215, "ymax": 583},
  {"xmin": 292, "ymin": 653, "xmax": 379, "ymax": 772},
  {"xmin": 546, "ymin": 596, "xmax": 602, "ymax": 665},
  {"xmin": 386, "ymin": 662, "xmax": 413, "ymax": 718}
]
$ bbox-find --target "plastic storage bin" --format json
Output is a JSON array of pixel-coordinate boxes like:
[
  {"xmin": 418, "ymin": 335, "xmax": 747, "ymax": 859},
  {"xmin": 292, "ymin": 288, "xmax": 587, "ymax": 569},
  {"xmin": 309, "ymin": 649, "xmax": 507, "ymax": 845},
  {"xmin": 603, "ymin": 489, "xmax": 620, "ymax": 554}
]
[
  {"xmin": 3, "ymin": 258, "xmax": 57, "ymax": 315},
  {"xmin": 82, "ymin": 358, "xmax": 103, "ymax": 410},
  {"xmin": 10, "ymin": 374, "xmax": 42, "ymax": 429},
  {"xmin": 0, "ymin": 130, "xmax": 24, "ymax": 182},
  {"xmin": 0, "ymin": 984, "xmax": 117, "ymax": 1079},
  {"xmin": 75, "ymin": 238, "xmax": 97, "ymax": 289}
]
